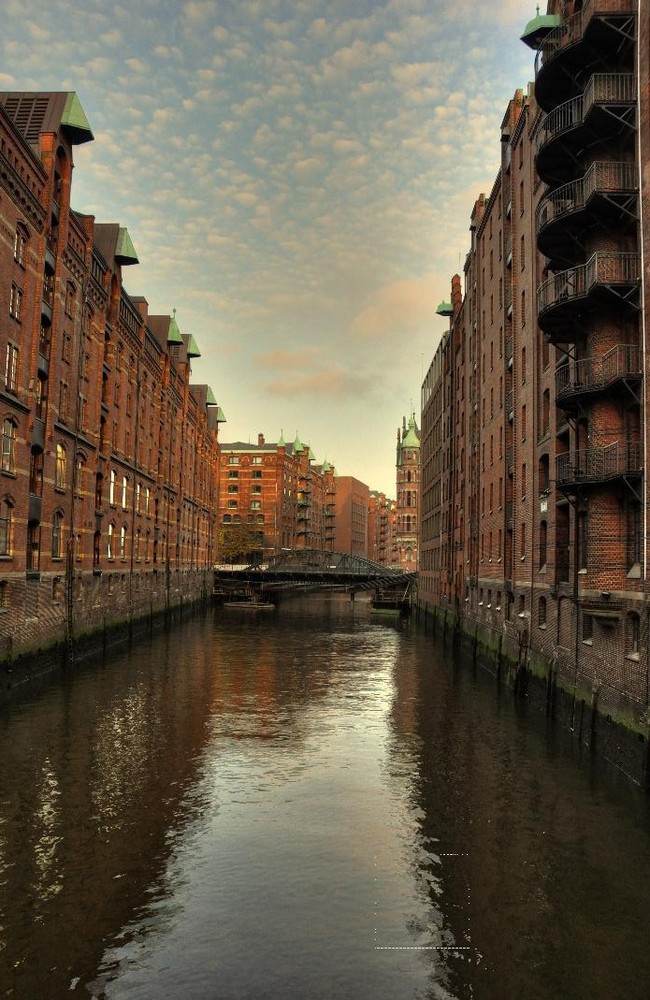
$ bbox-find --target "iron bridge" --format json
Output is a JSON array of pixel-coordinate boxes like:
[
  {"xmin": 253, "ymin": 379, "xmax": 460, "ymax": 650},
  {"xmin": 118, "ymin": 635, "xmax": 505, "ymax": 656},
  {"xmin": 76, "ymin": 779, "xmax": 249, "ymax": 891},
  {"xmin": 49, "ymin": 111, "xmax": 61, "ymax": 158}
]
[{"xmin": 214, "ymin": 549, "xmax": 417, "ymax": 596}]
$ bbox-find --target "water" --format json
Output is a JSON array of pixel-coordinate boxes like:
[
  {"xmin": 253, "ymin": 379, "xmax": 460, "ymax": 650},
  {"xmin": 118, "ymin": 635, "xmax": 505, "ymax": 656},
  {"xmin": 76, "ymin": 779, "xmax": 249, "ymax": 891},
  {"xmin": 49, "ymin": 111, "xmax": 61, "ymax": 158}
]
[{"xmin": 1, "ymin": 593, "xmax": 649, "ymax": 999}]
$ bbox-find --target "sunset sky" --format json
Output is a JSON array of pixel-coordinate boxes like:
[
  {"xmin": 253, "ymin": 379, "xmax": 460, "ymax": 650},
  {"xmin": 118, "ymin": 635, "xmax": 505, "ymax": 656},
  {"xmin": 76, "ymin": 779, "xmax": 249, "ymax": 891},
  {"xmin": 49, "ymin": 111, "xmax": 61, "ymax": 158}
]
[{"xmin": 1, "ymin": 0, "xmax": 536, "ymax": 494}]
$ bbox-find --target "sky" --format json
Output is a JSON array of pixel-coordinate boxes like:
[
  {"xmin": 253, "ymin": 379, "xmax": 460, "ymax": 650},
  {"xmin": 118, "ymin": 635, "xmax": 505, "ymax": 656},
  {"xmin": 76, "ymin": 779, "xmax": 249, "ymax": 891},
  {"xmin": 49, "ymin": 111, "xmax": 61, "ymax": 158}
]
[{"xmin": 1, "ymin": 0, "xmax": 536, "ymax": 496}]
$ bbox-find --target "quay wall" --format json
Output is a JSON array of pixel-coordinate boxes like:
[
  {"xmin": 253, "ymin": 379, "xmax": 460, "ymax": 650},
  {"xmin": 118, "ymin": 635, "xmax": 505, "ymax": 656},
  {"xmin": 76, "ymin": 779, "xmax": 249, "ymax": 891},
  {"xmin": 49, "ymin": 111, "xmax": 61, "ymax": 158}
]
[
  {"xmin": 416, "ymin": 600, "xmax": 650, "ymax": 789},
  {"xmin": 0, "ymin": 569, "xmax": 212, "ymax": 698}
]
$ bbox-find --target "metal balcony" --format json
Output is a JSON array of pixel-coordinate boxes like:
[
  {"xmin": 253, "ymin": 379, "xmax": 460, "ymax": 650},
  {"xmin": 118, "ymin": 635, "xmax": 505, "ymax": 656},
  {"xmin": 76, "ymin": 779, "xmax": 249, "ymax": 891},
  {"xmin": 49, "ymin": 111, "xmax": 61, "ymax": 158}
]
[
  {"xmin": 534, "ymin": 0, "xmax": 637, "ymax": 112},
  {"xmin": 536, "ymin": 161, "xmax": 637, "ymax": 267},
  {"xmin": 555, "ymin": 344, "xmax": 641, "ymax": 407},
  {"xmin": 537, "ymin": 251, "xmax": 640, "ymax": 342},
  {"xmin": 535, "ymin": 74, "xmax": 636, "ymax": 186},
  {"xmin": 556, "ymin": 441, "xmax": 642, "ymax": 489}
]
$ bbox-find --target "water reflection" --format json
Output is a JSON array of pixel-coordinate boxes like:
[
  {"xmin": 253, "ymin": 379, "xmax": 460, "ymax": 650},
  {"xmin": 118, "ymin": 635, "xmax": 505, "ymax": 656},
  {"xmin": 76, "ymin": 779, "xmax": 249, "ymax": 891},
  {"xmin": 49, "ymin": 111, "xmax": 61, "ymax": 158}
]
[{"xmin": 0, "ymin": 596, "xmax": 648, "ymax": 999}]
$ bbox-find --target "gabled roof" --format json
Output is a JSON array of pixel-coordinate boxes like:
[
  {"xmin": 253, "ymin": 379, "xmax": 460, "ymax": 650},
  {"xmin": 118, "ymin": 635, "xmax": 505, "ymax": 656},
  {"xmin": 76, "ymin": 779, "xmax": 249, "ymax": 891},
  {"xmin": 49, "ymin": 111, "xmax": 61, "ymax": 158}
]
[{"xmin": 94, "ymin": 223, "xmax": 139, "ymax": 266}]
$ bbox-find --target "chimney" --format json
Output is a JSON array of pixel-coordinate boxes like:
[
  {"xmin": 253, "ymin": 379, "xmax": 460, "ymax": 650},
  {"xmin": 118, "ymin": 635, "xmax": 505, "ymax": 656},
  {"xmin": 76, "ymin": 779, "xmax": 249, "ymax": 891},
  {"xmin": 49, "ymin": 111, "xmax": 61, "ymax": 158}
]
[{"xmin": 258, "ymin": 433, "xmax": 265, "ymax": 446}]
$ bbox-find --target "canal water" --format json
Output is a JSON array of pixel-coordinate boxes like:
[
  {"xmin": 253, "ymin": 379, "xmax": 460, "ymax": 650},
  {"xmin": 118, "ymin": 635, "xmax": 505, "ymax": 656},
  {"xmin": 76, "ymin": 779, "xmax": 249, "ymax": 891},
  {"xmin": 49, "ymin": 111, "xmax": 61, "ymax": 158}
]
[{"xmin": 1, "ymin": 594, "xmax": 650, "ymax": 1000}]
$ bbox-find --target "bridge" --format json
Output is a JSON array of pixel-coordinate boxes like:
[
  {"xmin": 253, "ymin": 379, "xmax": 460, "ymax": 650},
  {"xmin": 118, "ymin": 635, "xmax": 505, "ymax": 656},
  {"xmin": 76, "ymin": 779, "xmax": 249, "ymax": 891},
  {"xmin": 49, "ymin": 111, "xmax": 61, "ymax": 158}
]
[{"xmin": 214, "ymin": 549, "xmax": 417, "ymax": 603}]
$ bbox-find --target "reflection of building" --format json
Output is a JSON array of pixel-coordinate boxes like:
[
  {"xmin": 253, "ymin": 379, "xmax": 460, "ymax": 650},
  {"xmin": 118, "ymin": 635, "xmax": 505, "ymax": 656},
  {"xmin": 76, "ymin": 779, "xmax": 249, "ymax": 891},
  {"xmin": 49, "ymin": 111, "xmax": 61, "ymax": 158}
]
[
  {"xmin": 217, "ymin": 433, "xmax": 337, "ymax": 555},
  {"xmin": 333, "ymin": 476, "xmax": 370, "ymax": 557},
  {"xmin": 394, "ymin": 414, "xmax": 420, "ymax": 572},
  {"xmin": 0, "ymin": 92, "xmax": 221, "ymax": 669},
  {"xmin": 419, "ymin": 2, "xmax": 650, "ymax": 741}
]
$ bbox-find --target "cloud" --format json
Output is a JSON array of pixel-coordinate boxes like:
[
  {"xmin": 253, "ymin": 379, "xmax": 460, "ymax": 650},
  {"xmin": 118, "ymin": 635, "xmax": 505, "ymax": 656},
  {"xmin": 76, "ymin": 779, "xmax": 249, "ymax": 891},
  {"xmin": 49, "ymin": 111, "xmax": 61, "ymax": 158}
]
[
  {"xmin": 350, "ymin": 277, "xmax": 439, "ymax": 340},
  {"xmin": 258, "ymin": 368, "xmax": 372, "ymax": 399}
]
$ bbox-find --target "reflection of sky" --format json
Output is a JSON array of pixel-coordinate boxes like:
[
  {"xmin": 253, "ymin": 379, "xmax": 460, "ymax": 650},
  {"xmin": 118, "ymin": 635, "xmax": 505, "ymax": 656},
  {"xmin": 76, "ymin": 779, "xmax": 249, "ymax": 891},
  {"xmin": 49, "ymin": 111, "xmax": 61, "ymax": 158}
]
[
  {"xmin": 92, "ymin": 617, "xmax": 455, "ymax": 998},
  {"xmin": 1, "ymin": 0, "xmax": 534, "ymax": 493}
]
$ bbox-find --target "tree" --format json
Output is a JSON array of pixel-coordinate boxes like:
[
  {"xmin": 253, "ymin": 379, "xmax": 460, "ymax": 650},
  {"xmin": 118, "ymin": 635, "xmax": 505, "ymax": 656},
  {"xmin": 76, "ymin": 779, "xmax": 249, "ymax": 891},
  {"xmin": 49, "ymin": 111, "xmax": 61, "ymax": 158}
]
[{"xmin": 218, "ymin": 525, "xmax": 263, "ymax": 564}]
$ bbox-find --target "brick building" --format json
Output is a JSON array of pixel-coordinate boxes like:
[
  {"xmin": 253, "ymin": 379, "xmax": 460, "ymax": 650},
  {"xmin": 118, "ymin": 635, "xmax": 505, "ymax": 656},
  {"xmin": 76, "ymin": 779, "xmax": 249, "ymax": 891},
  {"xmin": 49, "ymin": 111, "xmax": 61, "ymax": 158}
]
[
  {"xmin": 333, "ymin": 476, "xmax": 369, "ymax": 557},
  {"xmin": 420, "ymin": 1, "xmax": 649, "ymax": 742},
  {"xmin": 394, "ymin": 414, "xmax": 420, "ymax": 572},
  {"xmin": 217, "ymin": 433, "xmax": 337, "ymax": 558},
  {"xmin": 367, "ymin": 490, "xmax": 396, "ymax": 566},
  {"xmin": 0, "ymin": 92, "xmax": 222, "ymax": 668}
]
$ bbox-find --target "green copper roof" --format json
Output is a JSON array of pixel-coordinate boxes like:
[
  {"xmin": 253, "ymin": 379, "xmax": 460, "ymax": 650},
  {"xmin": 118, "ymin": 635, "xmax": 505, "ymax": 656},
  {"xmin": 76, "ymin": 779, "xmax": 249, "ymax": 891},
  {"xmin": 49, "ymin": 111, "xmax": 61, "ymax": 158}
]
[
  {"xmin": 115, "ymin": 226, "xmax": 138, "ymax": 265},
  {"xmin": 402, "ymin": 414, "xmax": 420, "ymax": 448},
  {"xmin": 436, "ymin": 300, "xmax": 453, "ymax": 317},
  {"xmin": 216, "ymin": 406, "xmax": 227, "ymax": 422},
  {"xmin": 308, "ymin": 447, "xmax": 316, "ymax": 461},
  {"xmin": 186, "ymin": 334, "xmax": 201, "ymax": 358},
  {"xmin": 205, "ymin": 386, "xmax": 218, "ymax": 405},
  {"xmin": 167, "ymin": 313, "xmax": 183, "ymax": 345},
  {"xmin": 278, "ymin": 429, "xmax": 285, "ymax": 447},
  {"xmin": 321, "ymin": 459, "xmax": 330, "ymax": 473},
  {"xmin": 293, "ymin": 433, "xmax": 303, "ymax": 453},
  {"xmin": 61, "ymin": 92, "xmax": 94, "ymax": 144},
  {"xmin": 521, "ymin": 8, "xmax": 561, "ymax": 48}
]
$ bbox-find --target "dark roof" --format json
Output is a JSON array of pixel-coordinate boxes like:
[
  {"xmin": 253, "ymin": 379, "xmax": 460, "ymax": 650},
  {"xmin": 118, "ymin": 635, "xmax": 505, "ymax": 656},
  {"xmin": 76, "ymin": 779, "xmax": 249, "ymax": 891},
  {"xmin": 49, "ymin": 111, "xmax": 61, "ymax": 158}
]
[{"xmin": 0, "ymin": 92, "xmax": 93, "ymax": 147}]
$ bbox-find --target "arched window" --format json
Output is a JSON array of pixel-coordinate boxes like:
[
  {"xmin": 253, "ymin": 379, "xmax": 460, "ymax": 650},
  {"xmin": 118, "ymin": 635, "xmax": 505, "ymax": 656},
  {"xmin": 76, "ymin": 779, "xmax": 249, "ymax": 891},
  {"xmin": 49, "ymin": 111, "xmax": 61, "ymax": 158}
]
[
  {"xmin": 119, "ymin": 524, "xmax": 127, "ymax": 559},
  {"xmin": 107, "ymin": 522, "xmax": 114, "ymax": 559},
  {"xmin": 51, "ymin": 510, "xmax": 63, "ymax": 558},
  {"xmin": 109, "ymin": 469, "xmax": 116, "ymax": 504},
  {"xmin": 121, "ymin": 475, "xmax": 128, "ymax": 510},
  {"xmin": 0, "ymin": 497, "xmax": 13, "ymax": 556},
  {"xmin": 75, "ymin": 453, "xmax": 86, "ymax": 495},
  {"xmin": 135, "ymin": 528, "xmax": 141, "ymax": 560},
  {"xmin": 55, "ymin": 443, "xmax": 67, "ymax": 489},
  {"xmin": 1, "ymin": 420, "xmax": 16, "ymax": 473}
]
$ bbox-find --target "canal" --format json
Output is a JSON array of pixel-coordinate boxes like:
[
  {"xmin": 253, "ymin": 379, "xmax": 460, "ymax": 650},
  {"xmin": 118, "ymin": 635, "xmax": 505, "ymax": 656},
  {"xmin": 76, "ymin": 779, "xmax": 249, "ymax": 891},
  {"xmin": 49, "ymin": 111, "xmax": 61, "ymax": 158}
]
[{"xmin": 1, "ymin": 594, "xmax": 650, "ymax": 999}]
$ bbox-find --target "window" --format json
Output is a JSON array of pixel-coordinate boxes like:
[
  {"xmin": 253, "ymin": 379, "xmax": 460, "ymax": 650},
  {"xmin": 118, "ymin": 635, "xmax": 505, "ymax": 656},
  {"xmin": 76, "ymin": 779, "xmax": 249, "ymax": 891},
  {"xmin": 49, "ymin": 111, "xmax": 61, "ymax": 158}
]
[
  {"xmin": 107, "ymin": 522, "xmax": 114, "ymax": 559},
  {"xmin": 135, "ymin": 529, "xmax": 141, "ymax": 560},
  {"xmin": 59, "ymin": 381, "xmax": 68, "ymax": 420},
  {"xmin": 228, "ymin": 470, "xmax": 239, "ymax": 479},
  {"xmin": 75, "ymin": 455, "xmax": 86, "ymax": 496},
  {"xmin": 227, "ymin": 500, "xmax": 237, "ymax": 508},
  {"xmin": 120, "ymin": 525, "xmax": 127, "ymax": 559},
  {"xmin": 55, "ymin": 444, "xmax": 67, "ymax": 489},
  {"xmin": 136, "ymin": 482, "xmax": 141, "ymax": 513},
  {"xmin": 228, "ymin": 485, "xmax": 238, "ymax": 494},
  {"xmin": 627, "ymin": 612, "xmax": 641, "ymax": 656},
  {"xmin": 251, "ymin": 470, "xmax": 262, "ymax": 479},
  {"xmin": 65, "ymin": 282, "xmax": 76, "ymax": 318},
  {"xmin": 109, "ymin": 469, "xmax": 116, "ymax": 504},
  {"xmin": 252, "ymin": 456, "xmax": 263, "ymax": 465},
  {"xmin": 252, "ymin": 485, "xmax": 262, "ymax": 494},
  {"xmin": 14, "ymin": 226, "xmax": 27, "ymax": 266},
  {"xmin": 9, "ymin": 283, "xmax": 22, "ymax": 321},
  {"xmin": 1, "ymin": 420, "xmax": 16, "ymax": 474},
  {"xmin": 0, "ymin": 498, "xmax": 12, "ymax": 556},
  {"xmin": 145, "ymin": 487, "xmax": 151, "ymax": 514},
  {"xmin": 121, "ymin": 475, "xmax": 128, "ymax": 510},
  {"xmin": 51, "ymin": 510, "xmax": 63, "ymax": 559},
  {"xmin": 539, "ymin": 521, "xmax": 547, "ymax": 569},
  {"xmin": 578, "ymin": 510, "xmax": 588, "ymax": 570},
  {"xmin": 228, "ymin": 456, "xmax": 239, "ymax": 465},
  {"xmin": 4, "ymin": 343, "xmax": 19, "ymax": 392},
  {"xmin": 251, "ymin": 500, "xmax": 261, "ymax": 510},
  {"xmin": 627, "ymin": 501, "xmax": 642, "ymax": 568}
]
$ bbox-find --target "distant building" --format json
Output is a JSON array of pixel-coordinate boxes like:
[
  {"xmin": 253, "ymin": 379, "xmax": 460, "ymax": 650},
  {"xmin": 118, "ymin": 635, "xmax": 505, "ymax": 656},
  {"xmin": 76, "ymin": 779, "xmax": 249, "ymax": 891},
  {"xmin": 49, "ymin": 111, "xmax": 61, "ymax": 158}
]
[
  {"xmin": 394, "ymin": 414, "xmax": 420, "ymax": 572},
  {"xmin": 368, "ymin": 491, "xmax": 396, "ymax": 565},
  {"xmin": 333, "ymin": 476, "xmax": 370, "ymax": 557},
  {"xmin": 217, "ymin": 433, "xmax": 336, "ymax": 558}
]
